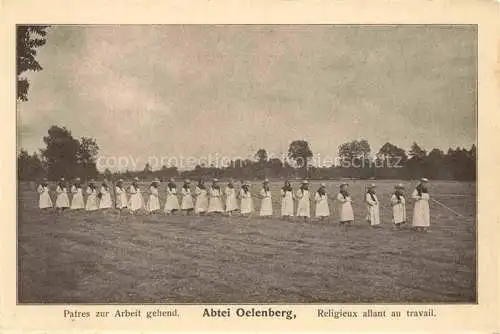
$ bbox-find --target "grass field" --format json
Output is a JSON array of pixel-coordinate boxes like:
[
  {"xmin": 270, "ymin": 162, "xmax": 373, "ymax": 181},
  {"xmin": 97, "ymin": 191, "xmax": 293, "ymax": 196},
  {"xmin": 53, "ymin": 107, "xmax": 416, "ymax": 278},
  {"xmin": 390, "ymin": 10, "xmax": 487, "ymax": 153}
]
[{"xmin": 17, "ymin": 180, "xmax": 476, "ymax": 304}]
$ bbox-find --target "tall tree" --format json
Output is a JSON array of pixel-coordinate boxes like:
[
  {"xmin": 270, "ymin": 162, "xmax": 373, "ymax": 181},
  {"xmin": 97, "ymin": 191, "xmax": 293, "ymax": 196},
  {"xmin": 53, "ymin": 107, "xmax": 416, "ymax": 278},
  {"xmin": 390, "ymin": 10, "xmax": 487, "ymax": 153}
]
[
  {"xmin": 338, "ymin": 139, "xmax": 371, "ymax": 161},
  {"xmin": 337, "ymin": 139, "xmax": 372, "ymax": 178},
  {"xmin": 408, "ymin": 142, "xmax": 427, "ymax": 160},
  {"xmin": 17, "ymin": 150, "xmax": 45, "ymax": 180},
  {"xmin": 372, "ymin": 142, "xmax": 407, "ymax": 178},
  {"xmin": 254, "ymin": 149, "xmax": 268, "ymax": 163},
  {"xmin": 41, "ymin": 126, "xmax": 80, "ymax": 180},
  {"xmin": 143, "ymin": 163, "xmax": 152, "ymax": 173},
  {"xmin": 288, "ymin": 140, "xmax": 313, "ymax": 178},
  {"xmin": 445, "ymin": 146, "xmax": 475, "ymax": 181},
  {"xmin": 425, "ymin": 148, "xmax": 448, "ymax": 179},
  {"xmin": 103, "ymin": 168, "xmax": 113, "ymax": 180},
  {"xmin": 77, "ymin": 137, "xmax": 99, "ymax": 180},
  {"xmin": 406, "ymin": 142, "xmax": 427, "ymax": 179},
  {"xmin": 17, "ymin": 149, "xmax": 31, "ymax": 180},
  {"xmin": 377, "ymin": 142, "xmax": 408, "ymax": 166},
  {"xmin": 253, "ymin": 149, "xmax": 269, "ymax": 179},
  {"xmin": 17, "ymin": 25, "xmax": 49, "ymax": 102}
]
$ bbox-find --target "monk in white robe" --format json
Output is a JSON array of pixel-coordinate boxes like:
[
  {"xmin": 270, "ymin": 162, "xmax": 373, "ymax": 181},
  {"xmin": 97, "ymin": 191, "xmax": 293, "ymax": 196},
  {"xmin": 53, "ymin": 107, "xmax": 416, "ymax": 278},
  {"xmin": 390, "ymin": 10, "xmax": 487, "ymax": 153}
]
[
  {"xmin": 259, "ymin": 179, "xmax": 273, "ymax": 217},
  {"xmin": 391, "ymin": 183, "xmax": 406, "ymax": 229},
  {"xmin": 208, "ymin": 179, "xmax": 224, "ymax": 213},
  {"xmin": 70, "ymin": 178, "xmax": 85, "ymax": 210},
  {"xmin": 85, "ymin": 180, "xmax": 99, "ymax": 211},
  {"xmin": 224, "ymin": 180, "xmax": 239, "ymax": 215},
  {"xmin": 164, "ymin": 179, "xmax": 180, "ymax": 214},
  {"xmin": 37, "ymin": 178, "xmax": 53, "ymax": 209},
  {"xmin": 115, "ymin": 180, "xmax": 128, "ymax": 209},
  {"xmin": 55, "ymin": 178, "xmax": 70, "ymax": 211},
  {"xmin": 412, "ymin": 178, "xmax": 431, "ymax": 232},
  {"xmin": 128, "ymin": 178, "xmax": 144, "ymax": 213},
  {"xmin": 314, "ymin": 183, "xmax": 330, "ymax": 220},
  {"xmin": 296, "ymin": 180, "xmax": 311, "ymax": 221},
  {"xmin": 337, "ymin": 183, "xmax": 354, "ymax": 225},
  {"xmin": 194, "ymin": 180, "xmax": 209, "ymax": 214},
  {"xmin": 239, "ymin": 182, "xmax": 253, "ymax": 216},
  {"xmin": 365, "ymin": 183, "xmax": 380, "ymax": 227},
  {"xmin": 99, "ymin": 180, "xmax": 113, "ymax": 209},
  {"xmin": 181, "ymin": 180, "xmax": 194, "ymax": 214},
  {"xmin": 280, "ymin": 180, "xmax": 294, "ymax": 219},
  {"xmin": 146, "ymin": 179, "xmax": 161, "ymax": 213}
]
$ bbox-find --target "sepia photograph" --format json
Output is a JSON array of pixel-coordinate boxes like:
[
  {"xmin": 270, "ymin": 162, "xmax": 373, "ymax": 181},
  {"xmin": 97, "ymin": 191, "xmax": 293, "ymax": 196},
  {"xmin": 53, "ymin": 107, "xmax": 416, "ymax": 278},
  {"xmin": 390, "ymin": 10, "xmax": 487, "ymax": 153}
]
[{"xmin": 16, "ymin": 24, "xmax": 477, "ymax": 304}]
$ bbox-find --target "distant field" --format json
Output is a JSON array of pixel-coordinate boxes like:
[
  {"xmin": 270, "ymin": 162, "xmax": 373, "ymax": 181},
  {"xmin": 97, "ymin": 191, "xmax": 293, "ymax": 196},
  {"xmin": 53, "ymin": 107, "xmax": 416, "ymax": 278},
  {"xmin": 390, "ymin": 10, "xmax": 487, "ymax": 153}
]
[{"xmin": 17, "ymin": 180, "xmax": 476, "ymax": 303}]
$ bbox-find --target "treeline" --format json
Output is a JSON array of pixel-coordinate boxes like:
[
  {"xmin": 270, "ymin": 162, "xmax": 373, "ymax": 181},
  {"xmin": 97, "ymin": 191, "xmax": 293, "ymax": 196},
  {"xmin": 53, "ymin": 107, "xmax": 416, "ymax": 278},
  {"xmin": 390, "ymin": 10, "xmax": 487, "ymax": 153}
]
[
  {"xmin": 18, "ymin": 125, "xmax": 476, "ymax": 182},
  {"xmin": 18, "ymin": 126, "xmax": 100, "ymax": 181}
]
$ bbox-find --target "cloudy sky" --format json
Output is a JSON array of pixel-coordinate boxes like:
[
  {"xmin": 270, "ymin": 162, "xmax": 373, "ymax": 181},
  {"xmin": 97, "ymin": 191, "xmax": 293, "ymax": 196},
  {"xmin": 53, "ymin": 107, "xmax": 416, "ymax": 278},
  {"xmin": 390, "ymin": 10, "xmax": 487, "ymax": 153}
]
[{"xmin": 18, "ymin": 25, "xmax": 477, "ymax": 171}]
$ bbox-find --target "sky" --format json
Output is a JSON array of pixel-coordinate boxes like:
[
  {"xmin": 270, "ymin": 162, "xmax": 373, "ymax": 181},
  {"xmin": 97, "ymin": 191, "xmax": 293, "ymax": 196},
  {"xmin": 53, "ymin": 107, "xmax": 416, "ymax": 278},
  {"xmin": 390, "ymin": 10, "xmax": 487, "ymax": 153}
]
[{"xmin": 17, "ymin": 25, "xmax": 477, "ymax": 171}]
